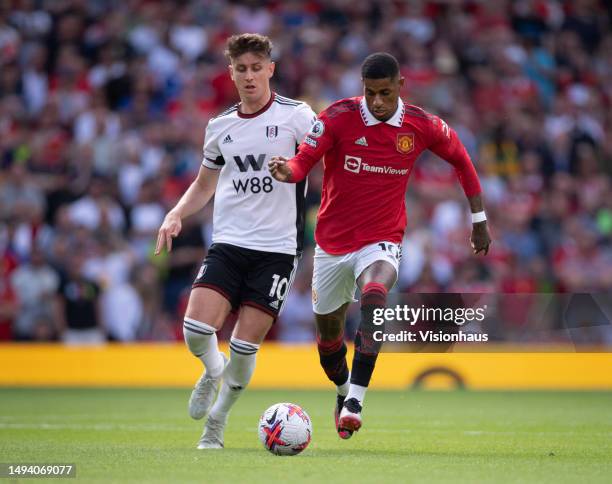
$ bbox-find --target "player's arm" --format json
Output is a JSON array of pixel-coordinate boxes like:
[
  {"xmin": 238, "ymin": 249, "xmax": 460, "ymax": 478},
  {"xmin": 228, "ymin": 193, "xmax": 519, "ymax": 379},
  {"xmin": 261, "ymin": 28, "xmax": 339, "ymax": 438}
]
[
  {"xmin": 467, "ymin": 193, "xmax": 490, "ymax": 256},
  {"xmin": 155, "ymin": 165, "xmax": 219, "ymax": 255},
  {"xmin": 428, "ymin": 117, "xmax": 491, "ymax": 255},
  {"xmin": 268, "ymin": 155, "xmax": 299, "ymax": 182},
  {"xmin": 269, "ymin": 114, "xmax": 333, "ymax": 183}
]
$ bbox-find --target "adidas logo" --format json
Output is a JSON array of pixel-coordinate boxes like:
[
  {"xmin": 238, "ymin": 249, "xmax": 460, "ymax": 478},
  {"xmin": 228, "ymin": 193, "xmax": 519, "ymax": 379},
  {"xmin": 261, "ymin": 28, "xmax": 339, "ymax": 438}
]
[
  {"xmin": 269, "ymin": 300, "xmax": 279, "ymax": 309},
  {"xmin": 355, "ymin": 136, "xmax": 368, "ymax": 146},
  {"xmin": 222, "ymin": 134, "xmax": 233, "ymax": 144}
]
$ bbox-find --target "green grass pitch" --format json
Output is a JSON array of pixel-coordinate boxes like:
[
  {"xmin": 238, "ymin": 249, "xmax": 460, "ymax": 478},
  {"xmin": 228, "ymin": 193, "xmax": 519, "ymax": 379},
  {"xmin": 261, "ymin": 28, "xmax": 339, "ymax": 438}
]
[{"xmin": 1, "ymin": 389, "xmax": 611, "ymax": 483}]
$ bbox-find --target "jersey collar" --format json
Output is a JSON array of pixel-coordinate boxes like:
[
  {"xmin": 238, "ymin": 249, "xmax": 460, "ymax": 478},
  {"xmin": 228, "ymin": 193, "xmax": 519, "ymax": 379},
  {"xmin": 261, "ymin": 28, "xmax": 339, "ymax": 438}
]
[
  {"xmin": 237, "ymin": 92, "xmax": 275, "ymax": 119},
  {"xmin": 359, "ymin": 97, "xmax": 404, "ymax": 127}
]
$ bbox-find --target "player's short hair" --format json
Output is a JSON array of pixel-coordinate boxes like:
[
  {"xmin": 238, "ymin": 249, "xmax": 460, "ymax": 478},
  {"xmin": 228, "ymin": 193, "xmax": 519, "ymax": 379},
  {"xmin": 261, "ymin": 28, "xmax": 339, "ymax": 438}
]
[
  {"xmin": 225, "ymin": 33, "xmax": 273, "ymax": 61},
  {"xmin": 361, "ymin": 52, "xmax": 400, "ymax": 80}
]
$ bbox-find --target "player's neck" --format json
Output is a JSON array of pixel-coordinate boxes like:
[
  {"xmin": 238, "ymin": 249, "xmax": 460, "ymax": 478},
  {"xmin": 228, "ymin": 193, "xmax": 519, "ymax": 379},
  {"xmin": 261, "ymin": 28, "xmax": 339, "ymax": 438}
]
[{"xmin": 239, "ymin": 89, "xmax": 273, "ymax": 115}]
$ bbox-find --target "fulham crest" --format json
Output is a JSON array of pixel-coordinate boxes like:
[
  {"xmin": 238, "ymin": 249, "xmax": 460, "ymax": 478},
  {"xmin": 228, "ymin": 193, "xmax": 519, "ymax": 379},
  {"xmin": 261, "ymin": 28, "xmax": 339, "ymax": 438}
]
[{"xmin": 266, "ymin": 125, "xmax": 278, "ymax": 140}]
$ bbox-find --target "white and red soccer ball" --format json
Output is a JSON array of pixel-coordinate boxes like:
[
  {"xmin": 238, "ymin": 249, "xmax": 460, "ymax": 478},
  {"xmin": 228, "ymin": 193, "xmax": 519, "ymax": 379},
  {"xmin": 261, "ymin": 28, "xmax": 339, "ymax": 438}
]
[{"xmin": 258, "ymin": 403, "xmax": 312, "ymax": 456}]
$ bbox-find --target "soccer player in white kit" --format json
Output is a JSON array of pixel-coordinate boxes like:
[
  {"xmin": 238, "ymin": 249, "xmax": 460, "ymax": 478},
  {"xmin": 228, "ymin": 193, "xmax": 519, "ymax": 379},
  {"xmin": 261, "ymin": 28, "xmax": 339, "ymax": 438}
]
[{"xmin": 155, "ymin": 34, "xmax": 316, "ymax": 449}]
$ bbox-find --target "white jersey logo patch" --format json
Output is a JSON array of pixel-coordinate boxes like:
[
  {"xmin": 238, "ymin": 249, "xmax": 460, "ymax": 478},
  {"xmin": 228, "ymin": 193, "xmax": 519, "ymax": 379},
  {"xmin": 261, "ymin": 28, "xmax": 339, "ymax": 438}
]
[{"xmin": 266, "ymin": 125, "xmax": 278, "ymax": 140}]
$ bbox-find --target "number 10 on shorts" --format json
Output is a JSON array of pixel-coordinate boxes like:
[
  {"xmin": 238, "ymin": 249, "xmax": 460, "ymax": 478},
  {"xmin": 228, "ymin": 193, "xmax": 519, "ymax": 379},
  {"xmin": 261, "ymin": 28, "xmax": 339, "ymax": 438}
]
[
  {"xmin": 269, "ymin": 274, "xmax": 288, "ymax": 300},
  {"xmin": 378, "ymin": 242, "xmax": 401, "ymax": 261}
]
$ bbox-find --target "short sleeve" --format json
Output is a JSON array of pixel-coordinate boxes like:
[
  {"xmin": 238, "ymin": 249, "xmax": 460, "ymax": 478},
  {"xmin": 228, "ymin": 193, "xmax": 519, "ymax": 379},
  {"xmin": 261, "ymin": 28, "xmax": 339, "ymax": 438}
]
[
  {"xmin": 202, "ymin": 119, "xmax": 225, "ymax": 170},
  {"xmin": 291, "ymin": 103, "xmax": 317, "ymax": 145}
]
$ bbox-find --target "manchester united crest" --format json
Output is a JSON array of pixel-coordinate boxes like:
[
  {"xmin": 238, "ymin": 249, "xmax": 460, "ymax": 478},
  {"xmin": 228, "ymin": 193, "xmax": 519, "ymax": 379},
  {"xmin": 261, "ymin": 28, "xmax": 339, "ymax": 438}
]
[{"xmin": 397, "ymin": 133, "xmax": 414, "ymax": 154}]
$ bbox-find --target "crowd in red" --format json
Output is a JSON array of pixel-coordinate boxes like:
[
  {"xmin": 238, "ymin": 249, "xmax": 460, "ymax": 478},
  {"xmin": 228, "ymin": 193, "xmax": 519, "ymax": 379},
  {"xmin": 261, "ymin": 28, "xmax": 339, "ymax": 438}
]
[{"xmin": 0, "ymin": 0, "xmax": 610, "ymax": 343}]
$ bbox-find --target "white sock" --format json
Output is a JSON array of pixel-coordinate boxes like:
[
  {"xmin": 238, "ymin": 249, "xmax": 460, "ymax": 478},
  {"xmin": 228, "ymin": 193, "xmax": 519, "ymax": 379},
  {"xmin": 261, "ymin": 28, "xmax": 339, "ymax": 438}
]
[
  {"xmin": 209, "ymin": 337, "xmax": 259, "ymax": 422},
  {"xmin": 183, "ymin": 317, "xmax": 224, "ymax": 378},
  {"xmin": 337, "ymin": 374, "xmax": 350, "ymax": 397},
  {"xmin": 346, "ymin": 383, "xmax": 367, "ymax": 406}
]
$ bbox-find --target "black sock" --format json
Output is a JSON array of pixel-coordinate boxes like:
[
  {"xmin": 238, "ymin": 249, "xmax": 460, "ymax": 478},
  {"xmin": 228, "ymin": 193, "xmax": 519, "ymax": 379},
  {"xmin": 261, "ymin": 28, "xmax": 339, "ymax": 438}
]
[
  {"xmin": 317, "ymin": 335, "xmax": 349, "ymax": 386},
  {"xmin": 350, "ymin": 283, "xmax": 387, "ymax": 387}
]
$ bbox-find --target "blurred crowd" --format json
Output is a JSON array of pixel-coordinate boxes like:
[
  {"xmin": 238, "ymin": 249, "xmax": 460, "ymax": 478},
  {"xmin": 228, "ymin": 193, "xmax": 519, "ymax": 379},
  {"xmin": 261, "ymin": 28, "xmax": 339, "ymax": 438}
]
[{"xmin": 0, "ymin": 0, "xmax": 610, "ymax": 344}]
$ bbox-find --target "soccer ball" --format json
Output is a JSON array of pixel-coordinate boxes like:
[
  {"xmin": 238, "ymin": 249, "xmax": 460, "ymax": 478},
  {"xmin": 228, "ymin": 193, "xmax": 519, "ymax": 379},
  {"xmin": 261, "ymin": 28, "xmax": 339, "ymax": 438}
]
[{"xmin": 258, "ymin": 402, "xmax": 312, "ymax": 456}]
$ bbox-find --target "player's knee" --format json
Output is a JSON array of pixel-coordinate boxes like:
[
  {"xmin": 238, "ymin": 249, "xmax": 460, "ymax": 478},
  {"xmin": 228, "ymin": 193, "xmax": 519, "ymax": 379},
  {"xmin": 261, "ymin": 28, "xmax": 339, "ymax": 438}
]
[
  {"xmin": 317, "ymin": 331, "xmax": 345, "ymax": 356},
  {"xmin": 361, "ymin": 282, "xmax": 388, "ymax": 307},
  {"xmin": 315, "ymin": 304, "xmax": 347, "ymax": 351},
  {"xmin": 234, "ymin": 306, "xmax": 275, "ymax": 344},
  {"xmin": 182, "ymin": 317, "xmax": 218, "ymax": 356},
  {"xmin": 358, "ymin": 261, "xmax": 396, "ymax": 291},
  {"xmin": 316, "ymin": 324, "xmax": 343, "ymax": 344},
  {"xmin": 233, "ymin": 323, "xmax": 272, "ymax": 345},
  {"xmin": 186, "ymin": 288, "xmax": 230, "ymax": 328},
  {"xmin": 315, "ymin": 307, "xmax": 347, "ymax": 341}
]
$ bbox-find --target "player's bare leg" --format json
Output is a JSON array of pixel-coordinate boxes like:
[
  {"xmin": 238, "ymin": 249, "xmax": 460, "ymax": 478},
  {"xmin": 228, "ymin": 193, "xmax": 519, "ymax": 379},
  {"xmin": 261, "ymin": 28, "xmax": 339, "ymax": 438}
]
[
  {"xmin": 315, "ymin": 303, "xmax": 352, "ymax": 439},
  {"xmin": 338, "ymin": 261, "xmax": 396, "ymax": 436},
  {"xmin": 198, "ymin": 305, "xmax": 273, "ymax": 449},
  {"xmin": 184, "ymin": 288, "xmax": 231, "ymax": 421}
]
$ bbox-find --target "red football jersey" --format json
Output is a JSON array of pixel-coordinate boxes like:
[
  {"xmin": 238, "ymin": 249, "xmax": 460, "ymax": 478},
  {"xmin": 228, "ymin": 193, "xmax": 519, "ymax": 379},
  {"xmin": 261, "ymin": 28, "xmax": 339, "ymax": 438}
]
[{"xmin": 288, "ymin": 97, "xmax": 482, "ymax": 255}]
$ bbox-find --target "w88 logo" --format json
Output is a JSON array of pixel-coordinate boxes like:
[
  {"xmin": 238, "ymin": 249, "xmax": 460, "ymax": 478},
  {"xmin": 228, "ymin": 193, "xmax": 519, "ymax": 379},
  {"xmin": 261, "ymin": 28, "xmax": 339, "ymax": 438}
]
[{"xmin": 233, "ymin": 176, "xmax": 274, "ymax": 194}]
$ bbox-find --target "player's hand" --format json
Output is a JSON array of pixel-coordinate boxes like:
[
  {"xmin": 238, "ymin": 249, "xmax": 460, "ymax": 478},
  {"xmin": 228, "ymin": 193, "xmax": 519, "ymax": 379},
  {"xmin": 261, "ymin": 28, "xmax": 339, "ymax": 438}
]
[
  {"xmin": 268, "ymin": 156, "xmax": 292, "ymax": 182},
  {"xmin": 155, "ymin": 211, "xmax": 182, "ymax": 255},
  {"xmin": 470, "ymin": 221, "xmax": 491, "ymax": 256}
]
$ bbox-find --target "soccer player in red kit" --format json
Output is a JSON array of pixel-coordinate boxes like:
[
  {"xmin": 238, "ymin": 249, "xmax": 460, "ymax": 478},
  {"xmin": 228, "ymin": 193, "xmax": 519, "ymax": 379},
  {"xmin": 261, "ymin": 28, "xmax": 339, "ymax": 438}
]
[{"xmin": 269, "ymin": 53, "xmax": 491, "ymax": 438}]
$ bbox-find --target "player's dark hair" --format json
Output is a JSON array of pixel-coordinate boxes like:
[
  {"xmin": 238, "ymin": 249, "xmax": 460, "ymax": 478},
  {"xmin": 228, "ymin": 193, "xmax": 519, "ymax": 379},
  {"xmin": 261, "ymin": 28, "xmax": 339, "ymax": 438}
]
[
  {"xmin": 225, "ymin": 33, "xmax": 273, "ymax": 60},
  {"xmin": 361, "ymin": 52, "xmax": 400, "ymax": 79}
]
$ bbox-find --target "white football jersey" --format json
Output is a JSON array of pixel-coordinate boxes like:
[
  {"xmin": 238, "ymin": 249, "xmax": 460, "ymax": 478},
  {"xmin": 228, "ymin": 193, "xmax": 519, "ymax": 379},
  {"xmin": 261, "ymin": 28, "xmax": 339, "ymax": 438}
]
[{"xmin": 203, "ymin": 93, "xmax": 316, "ymax": 255}]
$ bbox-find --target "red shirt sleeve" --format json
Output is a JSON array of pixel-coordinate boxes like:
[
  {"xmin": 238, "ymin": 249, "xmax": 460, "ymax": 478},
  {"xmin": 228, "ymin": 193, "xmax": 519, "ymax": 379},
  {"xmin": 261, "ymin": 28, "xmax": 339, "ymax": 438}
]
[
  {"xmin": 426, "ymin": 114, "xmax": 482, "ymax": 197},
  {"xmin": 287, "ymin": 111, "xmax": 335, "ymax": 182}
]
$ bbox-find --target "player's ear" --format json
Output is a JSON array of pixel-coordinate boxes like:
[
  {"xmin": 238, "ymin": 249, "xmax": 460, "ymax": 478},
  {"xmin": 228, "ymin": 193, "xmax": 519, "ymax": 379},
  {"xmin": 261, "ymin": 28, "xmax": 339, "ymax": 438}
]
[
  {"xmin": 228, "ymin": 64, "xmax": 235, "ymax": 82},
  {"xmin": 268, "ymin": 61, "xmax": 275, "ymax": 78},
  {"xmin": 398, "ymin": 76, "xmax": 405, "ymax": 88}
]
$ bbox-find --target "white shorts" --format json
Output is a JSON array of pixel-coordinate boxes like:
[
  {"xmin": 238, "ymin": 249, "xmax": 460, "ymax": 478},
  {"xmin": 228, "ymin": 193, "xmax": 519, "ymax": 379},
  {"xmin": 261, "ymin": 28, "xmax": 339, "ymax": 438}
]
[{"xmin": 312, "ymin": 241, "xmax": 401, "ymax": 315}]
